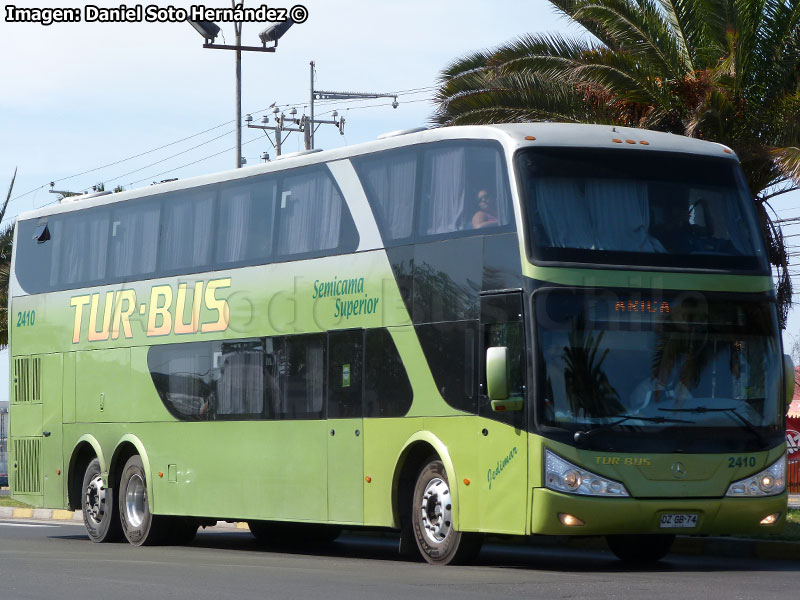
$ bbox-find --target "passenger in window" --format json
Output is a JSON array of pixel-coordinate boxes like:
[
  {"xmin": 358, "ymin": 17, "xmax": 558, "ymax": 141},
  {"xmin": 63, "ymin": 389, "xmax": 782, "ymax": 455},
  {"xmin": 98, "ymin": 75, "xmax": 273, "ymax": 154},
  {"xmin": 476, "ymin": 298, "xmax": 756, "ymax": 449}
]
[{"xmin": 472, "ymin": 189, "xmax": 499, "ymax": 229}]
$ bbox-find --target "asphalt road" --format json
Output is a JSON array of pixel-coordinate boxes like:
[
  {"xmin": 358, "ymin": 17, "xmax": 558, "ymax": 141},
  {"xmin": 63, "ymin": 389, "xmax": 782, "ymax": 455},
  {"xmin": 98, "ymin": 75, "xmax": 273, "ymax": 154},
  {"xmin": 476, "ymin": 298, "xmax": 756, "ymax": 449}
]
[{"xmin": 0, "ymin": 519, "xmax": 797, "ymax": 600}]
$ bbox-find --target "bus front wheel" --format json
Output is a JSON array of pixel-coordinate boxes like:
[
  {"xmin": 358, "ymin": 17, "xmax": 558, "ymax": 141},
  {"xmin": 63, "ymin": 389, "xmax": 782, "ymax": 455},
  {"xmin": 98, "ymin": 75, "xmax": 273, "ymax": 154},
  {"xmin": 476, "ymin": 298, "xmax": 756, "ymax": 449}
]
[
  {"xmin": 81, "ymin": 458, "xmax": 122, "ymax": 543},
  {"xmin": 411, "ymin": 459, "xmax": 481, "ymax": 565},
  {"xmin": 119, "ymin": 455, "xmax": 166, "ymax": 546},
  {"xmin": 606, "ymin": 534, "xmax": 675, "ymax": 564}
]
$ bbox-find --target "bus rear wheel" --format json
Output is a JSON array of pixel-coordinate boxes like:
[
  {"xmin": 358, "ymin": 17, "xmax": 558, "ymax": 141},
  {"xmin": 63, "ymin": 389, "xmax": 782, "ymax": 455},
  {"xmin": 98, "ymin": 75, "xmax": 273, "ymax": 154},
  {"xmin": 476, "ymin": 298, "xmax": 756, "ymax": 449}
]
[
  {"xmin": 81, "ymin": 458, "xmax": 122, "ymax": 543},
  {"xmin": 411, "ymin": 459, "xmax": 481, "ymax": 565},
  {"xmin": 119, "ymin": 455, "xmax": 167, "ymax": 546},
  {"xmin": 606, "ymin": 534, "xmax": 675, "ymax": 564}
]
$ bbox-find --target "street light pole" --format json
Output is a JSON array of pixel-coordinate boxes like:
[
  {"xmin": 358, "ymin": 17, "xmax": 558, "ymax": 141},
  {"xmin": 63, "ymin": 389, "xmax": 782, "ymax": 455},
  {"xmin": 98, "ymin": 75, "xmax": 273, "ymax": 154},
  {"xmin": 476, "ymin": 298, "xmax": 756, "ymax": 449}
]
[
  {"xmin": 234, "ymin": 2, "xmax": 242, "ymax": 169},
  {"xmin": 188, "ymin": 10, "xmax": 294, "ymax": 169}
]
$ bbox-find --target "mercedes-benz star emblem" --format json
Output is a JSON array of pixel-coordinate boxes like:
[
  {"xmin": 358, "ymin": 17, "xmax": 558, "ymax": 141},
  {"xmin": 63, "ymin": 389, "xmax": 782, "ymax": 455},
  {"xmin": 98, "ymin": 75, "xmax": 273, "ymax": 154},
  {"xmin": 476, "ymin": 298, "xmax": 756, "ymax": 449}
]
[{"xmin": 671, "ymin": 462, "xmax": 687, "ymax": 479}]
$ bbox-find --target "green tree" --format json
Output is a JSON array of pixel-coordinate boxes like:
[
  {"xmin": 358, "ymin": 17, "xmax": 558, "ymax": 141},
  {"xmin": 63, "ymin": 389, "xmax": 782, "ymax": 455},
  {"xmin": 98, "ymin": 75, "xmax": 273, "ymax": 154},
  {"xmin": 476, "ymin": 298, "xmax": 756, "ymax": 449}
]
[
  {"xmin": 434, "ymin": 0, "xmax": 800, "ymax": 325},
  {"xmin": 0, "ymin": 168, "xmax": 15, "ymax": 348}
]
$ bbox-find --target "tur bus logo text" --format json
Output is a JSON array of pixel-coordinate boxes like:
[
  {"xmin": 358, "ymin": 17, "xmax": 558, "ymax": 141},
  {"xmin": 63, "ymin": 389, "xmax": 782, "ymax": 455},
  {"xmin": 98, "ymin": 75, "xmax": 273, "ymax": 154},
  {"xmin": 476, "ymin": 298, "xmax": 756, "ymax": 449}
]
[{"xmin": 69, "ymin": 278, "xmax": 231, "ymax": 343}]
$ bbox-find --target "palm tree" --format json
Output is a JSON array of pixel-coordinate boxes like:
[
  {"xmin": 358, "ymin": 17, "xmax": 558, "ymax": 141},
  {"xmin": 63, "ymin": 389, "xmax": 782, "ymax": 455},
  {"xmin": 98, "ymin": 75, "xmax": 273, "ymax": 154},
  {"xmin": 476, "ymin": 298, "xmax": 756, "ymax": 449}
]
[
  {"xmin": 434, "ymin": 0, "xmax": 800, "ymax": 325},
  {"xmin": 0, "ymin": 169, "xmax": 16, "ymax": 348}
]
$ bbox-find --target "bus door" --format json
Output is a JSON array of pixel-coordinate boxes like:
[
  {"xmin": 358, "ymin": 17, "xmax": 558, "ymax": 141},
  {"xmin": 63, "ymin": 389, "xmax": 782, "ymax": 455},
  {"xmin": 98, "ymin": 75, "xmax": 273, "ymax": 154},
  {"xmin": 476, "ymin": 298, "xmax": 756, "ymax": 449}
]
[
  {"xmin": 478, "ymin": 292, "xmax": 528, "ymax": 534},
  {"xmin": 326, "ymin": 329, "xmax": 364, "ymax": 524}
]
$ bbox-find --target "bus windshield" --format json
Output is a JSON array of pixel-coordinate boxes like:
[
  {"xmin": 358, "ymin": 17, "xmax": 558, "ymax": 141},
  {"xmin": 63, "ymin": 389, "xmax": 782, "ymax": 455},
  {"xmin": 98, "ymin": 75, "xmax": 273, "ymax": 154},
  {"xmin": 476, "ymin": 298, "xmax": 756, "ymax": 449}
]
[
  {"xmin": 536, "ymin": 290, "xmax": 783, "ymax": 451},
  {"xmin": 517, "ymin": 149, "xmax": 769, "ymax": 272}
]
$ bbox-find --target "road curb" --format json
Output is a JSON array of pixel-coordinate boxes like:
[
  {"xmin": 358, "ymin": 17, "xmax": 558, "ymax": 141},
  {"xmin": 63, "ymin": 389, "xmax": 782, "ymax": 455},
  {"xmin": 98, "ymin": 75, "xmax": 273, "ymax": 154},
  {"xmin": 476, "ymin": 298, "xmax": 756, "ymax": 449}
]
[
  {"xmin": 1, "ymin": 507, "xmax": 798, "ymax": 560},
  {"xmin": 0, "ymin": 506, "xmax": 245, "ymax": 529}
]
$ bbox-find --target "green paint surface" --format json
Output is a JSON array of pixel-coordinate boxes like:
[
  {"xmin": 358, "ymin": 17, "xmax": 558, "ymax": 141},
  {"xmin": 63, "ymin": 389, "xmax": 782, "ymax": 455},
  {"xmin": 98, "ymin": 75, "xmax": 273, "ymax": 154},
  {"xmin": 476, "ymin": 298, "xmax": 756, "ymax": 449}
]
[{"xmin": 7, "ymin": 241, "xmax": 785, "ymax": 540}]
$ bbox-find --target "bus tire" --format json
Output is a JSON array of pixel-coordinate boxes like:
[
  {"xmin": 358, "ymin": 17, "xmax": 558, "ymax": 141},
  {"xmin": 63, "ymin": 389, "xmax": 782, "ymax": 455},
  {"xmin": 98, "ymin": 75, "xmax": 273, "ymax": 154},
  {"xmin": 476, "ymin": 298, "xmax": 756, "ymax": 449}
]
[
  {"xmin": 118, "ymin": 455, "xmax": 166, "ymax": 546},
  {"xmin": 81, "ymin": 458, "xmax": 122, "ymax": 543},
  {"xmin": 411, "ymin": 459, "xmax": 482, "ymax": 565},
  {"xmin": 606, "ymin": 534, "xmax": 675, "ymax": 564}
]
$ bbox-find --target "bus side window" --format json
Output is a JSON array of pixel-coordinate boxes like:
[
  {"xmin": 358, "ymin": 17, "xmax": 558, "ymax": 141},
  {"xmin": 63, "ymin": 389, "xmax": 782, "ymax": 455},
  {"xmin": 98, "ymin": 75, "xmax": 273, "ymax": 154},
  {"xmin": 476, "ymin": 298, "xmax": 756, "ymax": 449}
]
[
  {"xmin": 215, "ymin": 339, "xmax": 265, "ymax": 420},
  {"xmin": 270, "ymin": 334, "xmax": 326, "ymax": 420},
  {"xmin": 159, "ymin": 188, "xmax": 215, "ymax": 274},
  {"xmin": 352, "ymin": 151, "xmax": 416, "ymax": 245},
  {"xmin": 216, "ymin": 177, "xmax": 277, "ymax": 266},
  {"xmin": 327, "ymin": 330, "xmax": 363, "ymax": 419},
  {"xmin": 275, "ymin": 168, "xmax": 357, "ymax": 258},
  {"xmin": 414, "ymin": 321, "xmax": 478, "ymax": 414},
  {"xmin": 148, "ymin": 341, "xmax": 215, "ymax": 421},
  {"xmin": 479, "ymin": 293, "xmax": 525, "ymax": 427},
  {"xmin": 364, "ymin": 328, "xmax": 413, "ymax": 417},
  {"xmin": 109, "ymin": 201, "xmax": 159, "ymax": 279},
  {"xmin": 53, "ymin": 209, "xmax": 111, "ymax": 287},
  {"xmin": 417, "ymin": 142, "xmax": 512, "ymax": 238}
]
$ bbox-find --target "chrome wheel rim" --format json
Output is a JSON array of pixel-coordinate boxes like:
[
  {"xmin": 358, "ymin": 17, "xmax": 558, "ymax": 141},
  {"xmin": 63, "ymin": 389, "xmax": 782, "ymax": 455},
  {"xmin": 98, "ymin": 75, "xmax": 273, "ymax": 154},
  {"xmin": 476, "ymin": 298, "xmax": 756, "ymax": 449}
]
[
  {"xmin": 85, "ymin": 474, "xmax": 107, "ymax": 526},
  {"xmin": 420, "ymin": 477, "xmax": 452, "ymax": 544},
  {"xmin": 125, "ymin": 474, "xmax": 147, "ymax": 528}
]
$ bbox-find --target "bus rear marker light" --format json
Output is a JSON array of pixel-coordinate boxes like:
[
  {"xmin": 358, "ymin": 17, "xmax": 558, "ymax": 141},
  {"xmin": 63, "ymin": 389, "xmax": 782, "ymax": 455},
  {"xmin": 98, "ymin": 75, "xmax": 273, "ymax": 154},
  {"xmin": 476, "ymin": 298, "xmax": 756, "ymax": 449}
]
[
  {"xmin": 525, "ymin": 136, "xmax": 536, "ymax": 140},
  {"xmin": 158, "ymin": 472, "xmax": 164, "ymax": 478},
  {"xmin": 626, "ymin": 139, "xmax": 636, "ymax": 144},
  {"xmin": 463, "ymin": 478, "xmax": 470, "ymax": 486},
  {"xmin": 56, "ymin": 469, "xmax": 61, "ymax": 475},
  {"xmin": 639, "ymin": 141, "xmax": 650, "ymax": 145},
  {"xmin": 760, "ymin": 513, "xmax": 780, "ymax": 525},
  {"xmin": 558, "ymin": 513, "xmax": 584, "ymax": 526},
  {"xmin": 611, "ymin": 138, "xmax": 622, "ymax": 143},
  {"xmin": 724, "ymin": 148, "xmax": 733, "ymax": 154},
  {"xmin": 365, "ymin": 476, "xmax": 371, "ymax": 483}
]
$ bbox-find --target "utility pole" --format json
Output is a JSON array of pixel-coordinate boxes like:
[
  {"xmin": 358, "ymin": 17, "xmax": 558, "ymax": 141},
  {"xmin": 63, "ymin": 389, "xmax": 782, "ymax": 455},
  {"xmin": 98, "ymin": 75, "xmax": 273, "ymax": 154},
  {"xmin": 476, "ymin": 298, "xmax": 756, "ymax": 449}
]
[
  {"xmin": 309, "ymin": 61, "xmax": 315, "ymax": 150},
  {"xmin": 307, "ymin": 61, "xmax": 399, "ymax": 149},
  {"xmin": 246, "ymin": 107, "xmax": 305, "ymax": 157}
]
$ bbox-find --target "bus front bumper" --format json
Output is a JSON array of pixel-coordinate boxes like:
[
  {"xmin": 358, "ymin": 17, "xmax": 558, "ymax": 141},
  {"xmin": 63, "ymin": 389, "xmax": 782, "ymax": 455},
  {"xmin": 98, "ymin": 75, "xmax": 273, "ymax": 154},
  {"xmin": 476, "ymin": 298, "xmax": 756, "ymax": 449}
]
[{"xmin": 530, "ymin": 488, "xmax": 788, "ymax": 536}]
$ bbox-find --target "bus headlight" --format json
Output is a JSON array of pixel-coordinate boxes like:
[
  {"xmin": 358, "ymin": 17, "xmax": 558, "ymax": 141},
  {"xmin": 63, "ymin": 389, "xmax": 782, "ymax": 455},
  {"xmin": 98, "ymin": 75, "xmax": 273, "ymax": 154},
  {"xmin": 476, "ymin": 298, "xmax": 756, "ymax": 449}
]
[
  {"xmin": 725, "ymin": 454, "xmax": 786, "ymax": 497},
  {"xmin": 545, "ymin": 450, "xmax": 629, "ymax": 497}
]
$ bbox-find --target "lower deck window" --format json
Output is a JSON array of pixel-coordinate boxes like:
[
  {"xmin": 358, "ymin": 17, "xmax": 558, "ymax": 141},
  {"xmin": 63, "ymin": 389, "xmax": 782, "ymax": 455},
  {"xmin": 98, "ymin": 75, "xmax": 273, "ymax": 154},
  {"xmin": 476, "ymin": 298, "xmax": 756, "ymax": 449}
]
[{"xmin": 148, "ymin": 329, "xmax": 411, "ymax": 421}]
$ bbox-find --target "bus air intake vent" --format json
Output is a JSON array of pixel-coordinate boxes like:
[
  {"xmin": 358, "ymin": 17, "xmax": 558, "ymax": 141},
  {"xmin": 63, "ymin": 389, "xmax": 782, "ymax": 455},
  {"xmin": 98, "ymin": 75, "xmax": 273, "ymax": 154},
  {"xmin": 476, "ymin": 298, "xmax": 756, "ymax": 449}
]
[
  {"xmin": 12, "ymin": 438, "xmax": 42, "ymax": 494},
  {"xmin": 12, "ymin": 357, "xmax": 41, "ymax": 404}
]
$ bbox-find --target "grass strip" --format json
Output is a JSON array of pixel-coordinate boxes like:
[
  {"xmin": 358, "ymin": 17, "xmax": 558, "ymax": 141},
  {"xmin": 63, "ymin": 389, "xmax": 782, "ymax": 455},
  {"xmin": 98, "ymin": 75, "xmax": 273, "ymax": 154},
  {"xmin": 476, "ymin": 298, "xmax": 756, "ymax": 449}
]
[{"xmin": 0, "ymin": 496, "xmax": 32, "ymax": 508}]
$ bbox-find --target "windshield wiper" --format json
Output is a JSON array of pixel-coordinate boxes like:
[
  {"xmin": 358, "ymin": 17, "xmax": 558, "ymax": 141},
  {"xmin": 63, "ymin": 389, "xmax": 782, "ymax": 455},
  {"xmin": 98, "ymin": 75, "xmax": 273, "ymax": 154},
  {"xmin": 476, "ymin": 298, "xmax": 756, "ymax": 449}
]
[
  {"xmin": 573, "ymin": 414, "xmax": 693, "ymax": 445},
  {"xmin": 657, "ymin": 406, "xmax": 767, "ymax": 446}
]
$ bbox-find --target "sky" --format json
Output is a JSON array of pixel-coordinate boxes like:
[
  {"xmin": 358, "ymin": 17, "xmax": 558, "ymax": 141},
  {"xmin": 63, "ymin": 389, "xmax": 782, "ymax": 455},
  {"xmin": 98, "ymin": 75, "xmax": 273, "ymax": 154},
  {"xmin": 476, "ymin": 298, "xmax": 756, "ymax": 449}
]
[{"xmin": 1, "ymin": 0, "xmax": 799, "ymax": 404}]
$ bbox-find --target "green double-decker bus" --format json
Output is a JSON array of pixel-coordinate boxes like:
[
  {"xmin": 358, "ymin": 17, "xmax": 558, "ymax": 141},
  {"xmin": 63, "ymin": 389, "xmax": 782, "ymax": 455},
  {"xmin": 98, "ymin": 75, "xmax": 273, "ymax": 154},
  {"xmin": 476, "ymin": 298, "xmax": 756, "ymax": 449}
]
[{"xmin": 8, "ymin": 123, "xmax": 793, "ymax": 564}]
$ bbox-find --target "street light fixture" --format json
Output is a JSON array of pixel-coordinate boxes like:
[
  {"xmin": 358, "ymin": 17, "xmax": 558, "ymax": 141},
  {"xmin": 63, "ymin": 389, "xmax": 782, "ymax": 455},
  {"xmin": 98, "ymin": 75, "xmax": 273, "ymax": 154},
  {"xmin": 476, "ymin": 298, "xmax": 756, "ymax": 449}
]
[
  {"xmin": 187, "ymin": 7, "xmax": 295, "ymax": 169},
  {"xmin": 258, "ymin": 19, "xmax": 294, "ymax": 47},
  {"xmin": 187, "ymin": 20, "xmax": 220, "ymax": 43}
]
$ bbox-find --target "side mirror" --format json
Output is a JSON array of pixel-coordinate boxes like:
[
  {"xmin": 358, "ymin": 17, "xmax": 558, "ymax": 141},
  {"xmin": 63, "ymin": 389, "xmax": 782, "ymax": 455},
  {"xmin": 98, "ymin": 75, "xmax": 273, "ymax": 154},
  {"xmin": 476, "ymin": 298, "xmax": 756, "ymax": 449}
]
[
  {"xmin": 784, "ymin": 354, "xmax": 795, "ymax": 411},
  {"xmin": 486, "ymin": 346, "xmax": 522, "ymax": 412}
]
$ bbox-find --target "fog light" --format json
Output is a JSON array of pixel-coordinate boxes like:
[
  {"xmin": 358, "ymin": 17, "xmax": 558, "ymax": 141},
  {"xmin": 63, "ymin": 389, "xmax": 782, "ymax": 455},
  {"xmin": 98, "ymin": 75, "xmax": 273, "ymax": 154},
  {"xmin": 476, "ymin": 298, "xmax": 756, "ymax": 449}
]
[
  {"xmin": 558, "ymin": 513, "xmax": 585, "ymax": 527},
  {"xmin": 760, "ymin": 513, "xmax": 780, "ymax": 525}
]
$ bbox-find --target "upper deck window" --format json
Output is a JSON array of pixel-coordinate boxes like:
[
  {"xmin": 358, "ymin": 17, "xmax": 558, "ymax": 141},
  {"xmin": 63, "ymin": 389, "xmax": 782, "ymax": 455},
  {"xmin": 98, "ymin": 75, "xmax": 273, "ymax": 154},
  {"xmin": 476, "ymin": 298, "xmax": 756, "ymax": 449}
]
[
  {"xmin": 159, "ymin": 189, "xmax": 215, "ymax": 273},
  {"xmin": 517, "ymin": 149, "xmax": 769, "ymax": 272},
  {"xmin": 353, "ymin": 140, "xmax": 514, "ymax": 246},
  {"xmin": 14, "ymin": 165, "xmax": 358, "ymax": 295},
  {"xmin": 276, "ymin": 168, "xmax": 350, "ymax": 257},
  {"xmin": 418, "ymin": 144, "xmax": 513, "ymax": 238}
]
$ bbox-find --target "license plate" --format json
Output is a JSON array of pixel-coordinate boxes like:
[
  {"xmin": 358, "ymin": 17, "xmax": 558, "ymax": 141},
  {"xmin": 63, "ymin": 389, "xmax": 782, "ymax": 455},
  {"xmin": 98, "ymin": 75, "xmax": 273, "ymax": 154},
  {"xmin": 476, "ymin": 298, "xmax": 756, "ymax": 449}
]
[{"xmin": 659, "ymin": 513, "xmax": 698, "ymax": 528}]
